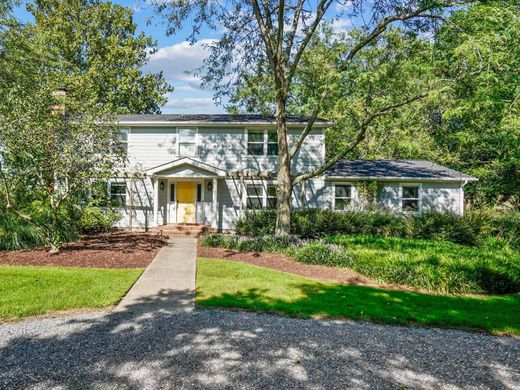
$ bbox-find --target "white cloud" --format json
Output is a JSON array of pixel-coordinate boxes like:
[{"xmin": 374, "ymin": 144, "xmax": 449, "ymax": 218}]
[
  {"xmin": 331, "ymin": 18, "xmax": 354, "ymax": 33},
  {"xmin": 335, "ymin": 1, "xmax": 354, "ymax": 12},
  {"xmin": 145, "ymin": 39, "xmax": 216, "ymax": 88}
]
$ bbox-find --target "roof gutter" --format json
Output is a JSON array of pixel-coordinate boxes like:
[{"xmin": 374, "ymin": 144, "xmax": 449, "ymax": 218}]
[
  {"xmin": 325, "ymin": 176, "xmax": 478, "ymax": 183},
  {"xmin": 115, "ymin": 121, "xmax": 333, "ymax": 128}
]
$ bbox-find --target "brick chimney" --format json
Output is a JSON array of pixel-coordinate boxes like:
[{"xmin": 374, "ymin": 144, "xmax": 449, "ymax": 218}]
[{"xmin": 51, "ymin": 88, "xmax": 67, "ymax": 115}]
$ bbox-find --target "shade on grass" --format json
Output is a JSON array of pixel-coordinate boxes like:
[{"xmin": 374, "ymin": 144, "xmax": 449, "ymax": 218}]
[
  {"xmin": 0, "ymin": 266, "xmax": 143, "ymax": 320},
  {"xmin": 197, "ymin": 258, "xmax": 520, "ymax": 335}
]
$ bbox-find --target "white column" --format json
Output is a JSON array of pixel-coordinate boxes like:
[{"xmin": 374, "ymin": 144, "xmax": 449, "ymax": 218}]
[
  {"xmin": 212, "ymin": 177, "xmax": 218, "ymax": 229},
  {"xmin": 153, "ymin": 178, "xmax": 159, "ymax": 227}
]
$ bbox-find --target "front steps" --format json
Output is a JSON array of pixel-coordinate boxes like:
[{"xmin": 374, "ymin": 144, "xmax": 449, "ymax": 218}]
[{"xmin": 149, "ymin": 224, "xmax": 216, "ymax": 238}]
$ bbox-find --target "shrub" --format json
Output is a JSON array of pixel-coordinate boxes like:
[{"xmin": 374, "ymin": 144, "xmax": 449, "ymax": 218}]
[
  {"xmin": 77, "ymin": 207, "xmax": 120, "ymax": 234},
  {"xmin": 200, "ymin": 233, "xmax": 301, "ymax": 253},
  {"xmin": 0, "ymin": 213, "xmax": 45, "ymax": 250},
  {"xmin": 236, "ymin": 208, "xmax": 519, "ymax": 247},
  {"xmin": 292, "ymin": 242, "xmax": 352, "ymax": 267}
]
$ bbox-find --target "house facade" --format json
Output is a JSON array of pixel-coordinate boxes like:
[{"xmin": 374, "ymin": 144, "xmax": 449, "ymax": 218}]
[{"xmin": 111, "ymin": 114, "xmax": 477, "ymax": 230}]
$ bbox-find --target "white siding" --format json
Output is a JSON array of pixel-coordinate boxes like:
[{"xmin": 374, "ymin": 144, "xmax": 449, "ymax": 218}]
[{"xmin": 126, "ymin": 127, "xmax": 324, "ymax": 173}]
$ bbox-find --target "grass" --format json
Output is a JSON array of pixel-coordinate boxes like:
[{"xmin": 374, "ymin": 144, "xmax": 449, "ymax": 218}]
[
  {"xmin": 196, "ymin": 258, "xmax": 520, "ymax": 335},
  {"xmin": 0, "ymin": 266, "xmax": 143, "ymax": 320},
  {"xmin": 323, "ymin": 235, "xmax": 520, "ymax": 294}
]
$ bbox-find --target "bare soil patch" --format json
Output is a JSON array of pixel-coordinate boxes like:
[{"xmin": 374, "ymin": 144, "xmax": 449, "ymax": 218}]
[
  {"xmin": 0, "ymin": 232, "xmax": 167, "ymax": 268},
  {"xmin": 197, "ymin": 244, "xmax": 380, "ymax": 286}
]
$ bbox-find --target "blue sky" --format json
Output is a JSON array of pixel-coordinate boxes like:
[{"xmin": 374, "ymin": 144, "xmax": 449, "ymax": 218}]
[{"xmin": 14, "ymin": 1, "xmax": 356, "ymax": 114}]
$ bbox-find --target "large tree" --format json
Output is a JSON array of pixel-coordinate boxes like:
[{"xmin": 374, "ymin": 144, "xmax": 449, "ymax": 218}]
[
  {"xmin": 155, "ymin": 0, "xmax": 489, "ymax": 235},
  {"xmin": 0, "ymin": 0, "xmax": 171, "ymax": 251},
  {"xmin": 22, "ymin": 0, "xmax": 172, "ymax": 114}
]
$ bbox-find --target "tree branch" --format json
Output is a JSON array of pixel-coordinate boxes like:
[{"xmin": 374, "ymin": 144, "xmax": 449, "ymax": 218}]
[
  {"xmin": 251, "ymin": 0, "xmax": 277, "ymax": 67},
  {"xmin": 284, "ymin": 0, "xmax": 305, "ymax": 62},
  {"xmin": 289, "ymin": 89, "xmax": 331, "ymax": 159},
  {"xmin": 292, "ymin": 92, "xmax": 428, "ymax": 184},
  {"xmin": 286, "ymin": 0, "xmax": 334, "ymax": 85},
  {"xmin": 338, "ymin": 0, "xmax": 476, "ymax": 72}
]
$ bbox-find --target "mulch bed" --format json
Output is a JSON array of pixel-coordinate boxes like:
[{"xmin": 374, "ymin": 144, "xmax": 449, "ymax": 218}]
[
  {"xmin": 197, "ymin": 243, "xmax": 381, "ymax": 286},
  {"xmin": 0, "ymin": 232, "xmax": 167, "ymax": 269}
]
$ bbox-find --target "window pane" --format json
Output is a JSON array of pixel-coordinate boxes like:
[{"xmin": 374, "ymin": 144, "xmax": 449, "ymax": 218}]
[
  {"xmin": 402, "ymin": 199, "xmax": 419, "ymax": 211},
  {"xmin": 335, "ymin": 198, "xmax": 351, "ymax": 210},
  {"xmin": 180, "ymin": 143, "xmax": 196, "ymax": 155},
  {"xmin": 335, "ymin": 185, "xmax": 351, "ymax": 198},
  {"xmin": 267, "ymin": 185, "xmax": 277, "ymax": 197},
  {"xmin": 119, "ymin": 129, "xmax": 128, "ymax": 142},
  {"xmin": 267, "ymin": 143, "xmax": 278, "ymax": 156},
  {"xmin": 247, "ymin": 197, "xmax": 262, "ymax": 208},
  {"xmin": 170, "ymin": 184, "xmax": 175, "ymax": 202},
  {"xmin": 403, "ymin": 186, "xmax": 419, "ymax": 199},
  {"xmin": 246, "ymin": 185, "xmax": 263, "ymax": 196},
  {"xmin": 179, "ymin": 128, "xmax": 196, "ymax": 141},
  {"xmin": 110, "ymin": 183, "xmax": 126, "ymax": 195},
  {"xmin": 268, "ymin": 131, "xmax": 277, "ymax": 142},
  {"xmin": 247, "ymin": 143, "xmax": 264, "ymax": 155},
  {"xmin": 266, "ymin": 197, "xmax": 277, "ymax": 208},
  {"xmin": 248, "ymin": 130, "xmax": 264, "ymax": 142},
  {"xmin": 110, "ymin": 183, "xmax": 126, "ymax": 207}
]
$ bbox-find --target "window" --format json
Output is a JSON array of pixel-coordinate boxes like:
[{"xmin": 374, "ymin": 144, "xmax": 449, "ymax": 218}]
[
  {"xmin": 245, "ymin": 184, "xmax": 277, "ymax": 209},
  {"xmin": 247, "ymin": 130, "xmax": 279, "ymax": 156},
  {"xmin": 178, "ymin": 128, "xmax": 197, "ymax": 155},
  {"xmin": 334, "ymin": 184, "xmax": 353, "ymax": 210},
  {"xmin": 247, "ymin": 130, "xmax": 264, "ymax": 155},
  {"xmin": 246, "ymin": 185, "xmax": 263, "ymax": 208},
  {"xmin": 170, "ymin": 183, "xmax": 175, "ymax": 202},
  {"xmin": 110, "ymin": 182, "xmax": 127, "ymax": 207},
  {"xmin": 118, "ymin": 128, "xmax": 129, "ymax": 155},
  {"xmin": 267, "ymin": 131, "xmax": 278, "ymax": 155},
  {"xmin": 402, "ymin": 185, "xmax": 420, "ymax": 211},
  {"xmin": 266, "ymin": 184, "xmax": 277, "ymax": 208}
]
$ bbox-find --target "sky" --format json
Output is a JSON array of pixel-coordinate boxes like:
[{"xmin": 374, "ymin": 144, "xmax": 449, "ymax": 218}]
[{"xmin": 13, "ymin": 1, "xmax": 356, "ymax": 115}]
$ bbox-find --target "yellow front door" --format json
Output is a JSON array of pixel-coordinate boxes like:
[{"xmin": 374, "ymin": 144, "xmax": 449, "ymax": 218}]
[{"xmin": 177, "ymin": 181, "xmax": 196, "ymax": 223}]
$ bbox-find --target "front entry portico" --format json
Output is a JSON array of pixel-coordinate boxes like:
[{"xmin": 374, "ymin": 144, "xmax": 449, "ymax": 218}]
[{"xmin": 147, "ymin": 157, "xmax": 226, "ymax": 229}]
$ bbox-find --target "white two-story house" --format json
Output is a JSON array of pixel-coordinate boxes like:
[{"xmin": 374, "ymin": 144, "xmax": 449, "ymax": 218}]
[{"xmin": 111, "ymin": 114, "xmax": 477, "ymax": 231}]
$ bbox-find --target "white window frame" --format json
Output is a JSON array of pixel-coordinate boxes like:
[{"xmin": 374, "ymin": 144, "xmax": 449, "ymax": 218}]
[
  {"xmin": 399, "ymin": 183, "xmax": 422, "ymax": 213},
  {"xmin": 177, "ymin": 127, "xmax": 198, "ymax": 156},
  {"xmin": 243, "ymin": 182, "xmax": 277, "ymax": 209},
  {"xmin": 109, "ymin": 180, "xmax": 127, "ymax": 207},
  {"xmin": 332, "ymin": 182, "xmax": 356, "ymax": 211},
  {"xmin": 245, "ymin": 129, "xmax": 278, "ymax": 156}
]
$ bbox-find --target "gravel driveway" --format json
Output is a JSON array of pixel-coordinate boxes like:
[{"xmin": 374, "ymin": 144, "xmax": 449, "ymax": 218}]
[{"xmin": 1, "ymin": 309, "xmax": 519, "ymax": 389}]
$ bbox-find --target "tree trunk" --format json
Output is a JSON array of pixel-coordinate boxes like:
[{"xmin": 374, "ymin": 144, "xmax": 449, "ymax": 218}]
[{"xmin": 275, "ymin": 94, "xmax": 292, "ymax": 236}]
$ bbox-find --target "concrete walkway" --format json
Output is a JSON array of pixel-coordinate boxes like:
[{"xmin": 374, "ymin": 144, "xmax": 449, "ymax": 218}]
[{"xmin": 117, "ymin": 237, "xmax": 196, "ymax": 313}]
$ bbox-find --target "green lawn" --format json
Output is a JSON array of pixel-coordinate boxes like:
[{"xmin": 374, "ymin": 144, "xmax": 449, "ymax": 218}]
[
  {"xmin": 0, "ymin": 266, "xmax": 143, "ymax": 320},
  {"xmin": 197, "ymin": 258, "xmax": 520, "ymax": 335}
]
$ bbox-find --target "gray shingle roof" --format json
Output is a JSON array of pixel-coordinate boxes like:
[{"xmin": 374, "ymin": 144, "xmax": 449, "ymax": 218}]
[
  {"xmin": 326, "ymin": 160, "xmax": 477, "ymax": 181},
  {"xmin": 116, "ymin": 114, "xmax": 331, "ymax": 125}
]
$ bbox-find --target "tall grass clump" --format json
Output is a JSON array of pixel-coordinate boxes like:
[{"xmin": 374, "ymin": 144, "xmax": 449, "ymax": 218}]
[{"xmin": 0, "ymin": 214, "xmax": 45, "ymax": 250}]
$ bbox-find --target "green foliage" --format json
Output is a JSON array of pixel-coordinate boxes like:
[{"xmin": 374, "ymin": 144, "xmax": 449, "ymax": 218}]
[
  {"xmin": 200, "ymin": 233, "xmax": 301, "ymax": 253},
  {"xmin": 0, "ymin": 0, "xmax": 172, "ymax": 251},
  {"xmin": 236, "ymin": 209, "xmax": 520, "ymax": 248},
  {"xmin": 197, "ymin": 258, "xmax": 520, "ymax": 335},
  {"xmin": 326, "ymin": 236, "xmax": 520, "ymax": 295},
  {"xmin": 0, "ymin": 213, "xmax": 45, "ymax": 250},
  {"xmin": 291, "ymin": 242, "xmax": 350, "ymax": 267},
  {"xmin": 77, "ymin": 207, "xmax": 121, "ymax": 234},
  {"xmin": 25, "ymin": 0, "xmax": 172, "ymax": 114},
  {"xmin": 0, "ymin": 266, "xmax": 143, "ymax": 320}
]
